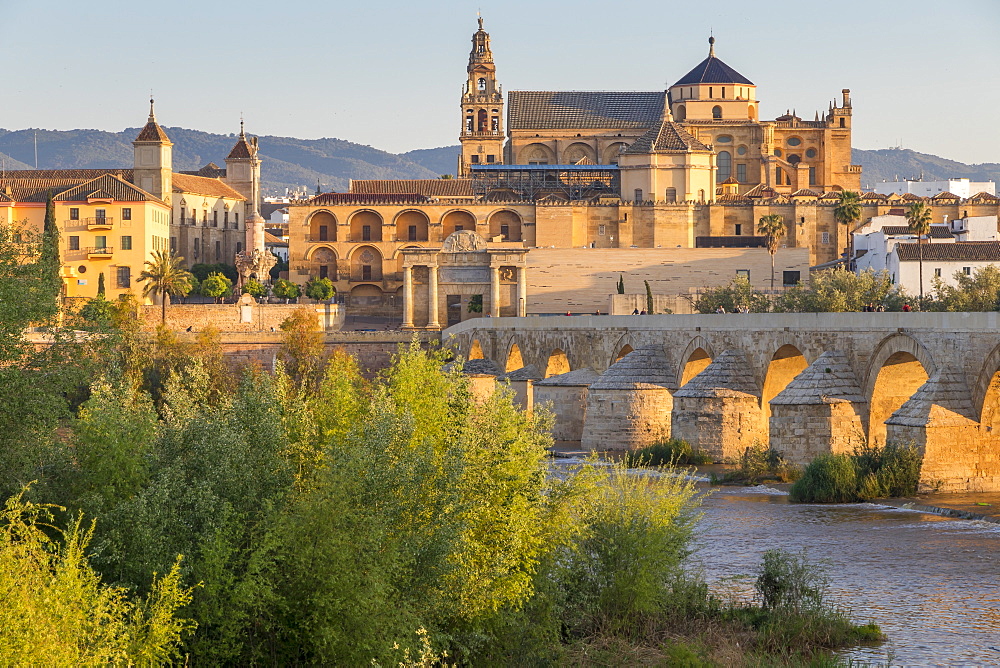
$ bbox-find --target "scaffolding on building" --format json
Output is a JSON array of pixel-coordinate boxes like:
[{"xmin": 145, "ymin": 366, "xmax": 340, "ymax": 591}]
[{"xmin": 470, "ymin": 164, "xmax": 621, "ymax": 201}]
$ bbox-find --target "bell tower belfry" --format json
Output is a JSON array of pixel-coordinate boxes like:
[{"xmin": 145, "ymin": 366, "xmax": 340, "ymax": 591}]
[{"xmin": 458, "ymin": 17, "xmax": 504, "ymax": 177}]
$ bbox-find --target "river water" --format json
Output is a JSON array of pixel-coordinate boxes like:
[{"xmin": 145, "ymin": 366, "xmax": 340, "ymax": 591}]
[{"xmin": 554, "ymin": 457, "xmax": 1000, "ymax": 666}]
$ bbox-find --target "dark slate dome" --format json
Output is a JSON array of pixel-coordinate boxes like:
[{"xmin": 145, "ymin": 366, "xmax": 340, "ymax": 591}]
[{"xmin": 672, "ymin": 37, "xmax": 754, "ymax": 86}]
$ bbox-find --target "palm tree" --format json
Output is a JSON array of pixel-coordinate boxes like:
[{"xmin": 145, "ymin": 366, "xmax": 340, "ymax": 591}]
[
  {"xmin": 756, "ymin": 214, "xmax": 786, "ymax": 290},
  {"xmin": 138, "ymin": 249, "xmax": 194, "ymax": 323},
  {"xmin": 906, "ymin": 201, "xmax": 933, "ymax": 308},
  {"xmin": 833, "ymin": 191, "xmax": 863, "ymax": 268}
]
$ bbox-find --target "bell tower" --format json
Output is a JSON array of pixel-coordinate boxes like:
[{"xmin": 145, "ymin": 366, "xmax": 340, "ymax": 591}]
[
  {"xmin": 132, "ymin": 98, "xmax": 173, "ymax": 204},
  {"xmin": 458, "ymin": 17, "xmax": 504, "ymax": 177}
]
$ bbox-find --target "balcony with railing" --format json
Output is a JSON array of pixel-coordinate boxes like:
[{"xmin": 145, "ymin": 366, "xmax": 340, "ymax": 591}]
[
  {"xmin": 86, "ymin": 246, "xmax": 114, "ymax": 258},
  {"xmin": 85, "ymin": 217, "xmax": 114, "ymax": 230}
]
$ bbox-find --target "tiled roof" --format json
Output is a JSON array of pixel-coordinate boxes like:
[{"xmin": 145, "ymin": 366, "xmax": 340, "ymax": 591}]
[
  {"xmin": 881, "ymin": 225, "xmax": 953, "ymax": 239},
  {"xmin": 968, "ymin": 191, "xmax": 1000, "ymax": 202},
  {"xmin": 862, "ymin": 191, "xmax": 887, "ymax": 200},
  {"xmin": 0, "ymin": 169, "xmax": 133, "ymax": 202},
  {"xmin": 819, "ymin": 191, "xmax": 843, "ymax": 200},
  {"xmin": 135, "ymin": 122, "xmax": 171, "ymax": 143},
  {"xmin": 53, "ymin": 173, "xmax": 160, "ymax": 203},
  {"xmin": 349, "ymin": 179, "xmax": 474, "ymax": 197},
  {"xmin": 895, "ymin": 241, "xmax": 1000, "ymax": 262},
  {"xmin": 932, "ymin": 191, "xmax": 960, "ymax": 200},
  {"xmin": 744, "ymin": 183, "xmax": 778, "ymax": 198},
  {"xmin": 624, "ymin": 118, "xmax": 710, "ymax": 154},
  {"xmin": 901, "ymin": 193, "xmax": 924, "ymax": 201},
  {"xmin": 264, "ymin": 231, "xmax": 287, "ymax": 245},
  {"xmin": 791, "ymin": 188, "xmax": 819, "ymax": 197},
  {"xmin": 172, "ymin": 173, "xmax": 245, "ymax": 199},
  {"xmin": 721, "ymin": 176, "xmax": 740, "ymax": 185},
  {"xmin": 507, "ymin": 91, "xmax": 664, "ymax": 130},
  {"xmin": 226, "ymin": 137, "xmax": 253, "ymax": 160},
  {"xmin": 673, "ymin": 52, "xmax": 754, "ymax": 86},
  {"xmin": 180, "ymin": 163, "xmax": 227, "ymax": 179},
  {"xmin": 309, "ymin": 192, "xmax": 430, "ymax": 205}
]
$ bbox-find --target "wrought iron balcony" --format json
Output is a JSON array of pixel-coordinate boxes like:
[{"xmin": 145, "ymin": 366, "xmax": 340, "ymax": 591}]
[
  {"xmin": 85, "ymin": 246, "xmax": 114, "ymax": 258},
  {"xmin": 85, "ymin": 217, "xmax": 114, "ymax": 229}
]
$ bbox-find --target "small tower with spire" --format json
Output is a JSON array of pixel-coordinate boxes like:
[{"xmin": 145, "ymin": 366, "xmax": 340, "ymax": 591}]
[
  {"xmin": 133, "ymin": 98, "xmax": 173, "ymax": 204},
  {"xmin": 224, "ymin": 119, "xmax": 262, "ymax": 215},
  {"xmin": 668, "ymin": 37, "xmax": 757, "ymax": 122},
  {"xmin": 458, "ymin": 16, "xmax": 505, "ymax": 177}
]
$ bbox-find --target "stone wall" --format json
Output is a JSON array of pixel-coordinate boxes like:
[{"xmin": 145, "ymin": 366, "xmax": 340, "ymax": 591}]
[
  {"xmin": 580, "ymin": 387, "xmax": 672, "ymax": 451},
  {"xmin": 769, "ymin": 402, "xmax": 866, "ymax": 466},
  {"xmin": 670, "ymin": 395, "xmax": 764, "ymax": 462},
  {"xmin": 140, "ymin": 302, "xmax": 344, "ymax": 333}
]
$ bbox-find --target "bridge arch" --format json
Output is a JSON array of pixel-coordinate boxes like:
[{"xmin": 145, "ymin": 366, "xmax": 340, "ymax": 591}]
[
  {"xmin": 610, "ymin": 333, "xmax": 638, "ymax": 367},
  {"xmin": 864, "ymin": 333, "xmax": 935, "ymax": 445},
  {"xmin": 468, "ymin": 339, "xmax": 485, "ymax": 360},
  {"xmin": 504, "ymin": 337, "xmax": 525, "ymax": 372},
  {"xmin": 544, "ymin": 348, "xmax": 571, "ymax": 378},
  {"xmin": 676, "ymin": 336, "xmax": 716, "ymax": 389},
  {"xmin": 761, "ymin": 344, "xmax": 809, "ymax": 420},
  {"xmin": 974, "ymin": 343, "xmax": 1000, "ymax": 429}
]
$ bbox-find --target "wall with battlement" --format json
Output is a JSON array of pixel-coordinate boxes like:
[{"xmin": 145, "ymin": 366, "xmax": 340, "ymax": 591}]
[{"xmin": 140, "ymin": 303, "xmax": 344, "ymax": 333}]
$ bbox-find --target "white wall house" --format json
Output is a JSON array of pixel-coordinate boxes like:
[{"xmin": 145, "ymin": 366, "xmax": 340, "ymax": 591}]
[
  {"xmin": 874, "ymin": 178, "xmax": 995, "ymax": 199},
  {"xmin": 854, "ymin": 213, "xmax": 954, "ymax": 274},
  {"xmin": 887, "ymin": 240, "xmax": 1000, "ymax": 297}
]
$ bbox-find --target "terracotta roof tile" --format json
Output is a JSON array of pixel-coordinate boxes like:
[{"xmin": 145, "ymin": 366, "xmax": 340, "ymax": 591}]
[
  {"xmin": 862, "ymin": 191, "xmax": 887, "ymax": 200},
  {"xmin": 932, "ymin": 191, "xmax": 960, "ymax": 200},
  {"xmin": 172, "ymin": 173, "xmax": 245, "ymax": 200},
  {"xmin": 309, "ymin": 192, "xmax": 430, "ymax": 205},
  {"xmin": 349, "ymin": 179, "xmax": 473, "ymax": 198},
  {"xmin": 744, "ymin": 183, "xmax": 778, "ymax": 198},
  {"xmin": 0, "ymin": 169, "xmax": 133, "ymax": 202},
  {"xmin": 791, "ymin": 188, "xmax": 819, "ymax": 197},
  {"xmin": 226, "ymin": 137, "xmax": 253, "ymax": 160},
  {"xmin": 508, "ymin": 91, "xmax": 663, "ymax": 130},
  {"xmin": 881, "ymin": 225, "xmax": 953, "ymax": 239},
  {"xmin": 895, "ymin": 241, "xmax": 1000, "ymax": 262},
  {"xmin": 624, "ymin": 118, "xmax": 710, "ymax": 154},
  {"xmin": 135, "ymin": 119, "xmax": 171, "ymax": 143},
  {"xmin": 53, "ymin": 173, "xmax": 161, "ymax": 203},
  {"xmin": 968, "ymin": 191, "xmax": 1000, "ymax": 202},
  {"xmin": 180, "ymin": 163, "xmax": 227, "ymax": 179},
  {"xmin": 901, "ymin": 193, "xmax": 925, "ymax": 201},
  {"xmin": 264, "ymin": 231, "xmax": 286, "ymax": 245}
]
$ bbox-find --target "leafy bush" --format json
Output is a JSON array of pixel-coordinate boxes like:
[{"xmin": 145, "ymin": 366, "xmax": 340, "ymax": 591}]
[
  {"xmin": 78, "ymin": 296, "xmax": 117, "ymax": 328},
  {"xmin": 712, "ymin": 441, "xmax": 796, "ymax": 485},
  {"xmin": 925, "ymin": 264, "xmax": 1000, "ymax": 311},
  {"xmin": 790, "ymin": 442, "xmax": 922, "ymax": 503},
  {"xmin": 200, "ymin": 272, "xmax": 232, "ymax": 302},
  {"xmin": 625, "ymin": 438, "xmax": 713, "ymax": 466},
  {"xmin": 774, "ymin": 268, "xmax": 909, "ymax": 312},
  {"xmin": 304, "ymin": 276, "xmax": 335, "ymax": 301},
  {"xmin": 272, "ymin": 278, "xmax": 300, "ymax": 302},
  {"xmin": 189, "ymin": 263, "xmax": 238, "ymax": 283},
  {"xmin": 241, "ymin": 277, "xmax": 266, "ymax": 297},
  {"xmin": 755, "ymin": 549, "xmax": 827, "ymax": 613},
  {"xmin": 693, "ymin": 276, "xmax": 771, "ymax": 314}
]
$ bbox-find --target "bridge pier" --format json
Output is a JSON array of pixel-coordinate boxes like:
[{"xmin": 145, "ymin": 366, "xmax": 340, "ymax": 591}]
[
  {"xmin": 581, "ymin": 347, "xmax": 673, "ymax": 451},
  {"xmin": 671, "ymin": 350, "xmax": 765, "ymax": 462},
  {"xmin": 533, "ymin": 368, "xmax": 599, "ymax": 442},
  {"xmin": 769, "ymin": 352, "xmax": 867, "ymax": 466}
]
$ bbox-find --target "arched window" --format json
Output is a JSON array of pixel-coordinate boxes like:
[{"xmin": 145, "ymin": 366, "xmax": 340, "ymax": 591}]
[
  {"xmin": 676, "ymin": 104, "xmax": 686, "ymax": 121},
  {"xmin": 712, "ymin": 105, "xmax": 722, "ymax": 119},
  {"xmin": 478, "ymin": 77, "xmax": 486, "ymax": 91},
  {"xmin": 477, "ymin": 109, "xmax": 487, "ymax": 132},
  {"xmin": 717, "ymin": 150, "xmax": 732, "ymax": 182}
]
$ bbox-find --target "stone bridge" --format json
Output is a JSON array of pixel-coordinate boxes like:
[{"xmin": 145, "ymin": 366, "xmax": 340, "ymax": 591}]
[{"xmin": 444, "ymin": 313, "xmax": 1000, "ymax": 491}]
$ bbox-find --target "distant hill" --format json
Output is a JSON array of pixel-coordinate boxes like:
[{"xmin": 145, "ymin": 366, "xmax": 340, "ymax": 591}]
[
  {"xmin": 400, "ymin": 146, "xmax": 461, "ymax": 177},
  {"xmin": 853, "ymin": 148, "xmax": 1000, "ymax": 191},
  {"xmin": 2, "ymin": 126, "xmax": 995, "ymax": 197},
  {"xmin": 0, "ymin": 127, "xmax": 439, "ymax": 196}
]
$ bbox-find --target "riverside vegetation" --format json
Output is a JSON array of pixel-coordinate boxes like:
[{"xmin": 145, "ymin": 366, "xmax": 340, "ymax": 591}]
[{"xmin": 1, "ymin": 221, "xmax": 883, "ymax": 664}]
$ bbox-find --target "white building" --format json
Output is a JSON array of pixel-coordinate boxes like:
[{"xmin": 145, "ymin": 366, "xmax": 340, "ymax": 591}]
[
  {"xmin": 889, "ymin": 241, "xmax": 1000, "ymax": 297},
  {"xmin": 854, "ymin": 212, "xmax": 954, "ymax": 274},
  {"xmin": 874, "ymin": 178, "xmax": 995, "ymax": 199}
]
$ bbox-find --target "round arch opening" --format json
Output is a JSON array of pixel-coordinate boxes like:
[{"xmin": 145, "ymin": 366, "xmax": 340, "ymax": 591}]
[
  {"xmin": 395, "ymin": 210, "xmax": 429, "ymax": 242},
  {"xmin": 869, "ymin": 351, "xmax": 929, "ymax": 445},
  {"xmin": 350, "ymin": 245, "xmax": 383, "ymax": 282},
  {"xmin": 308, "ymin": 211, "xmax": 337, "ymax": 242},
  {"xmin": 349, "ymin": 210, "xmax": 383, "ymax": 242},
  {"xmin": 762, "ymin": 344, "xmax": 808, "ymax": 420},
  {"xmin": 442, "ymin": 210, "xmax": 476, "ymax": 239},
  {"xmin": 469, "ymin": 339, "xmax": 485, "ymax": 360},
  {"xmin": 680, "ymin": 347, "xmax": 712, "ymax": 387},
  {"xmin": 544, "ymin": 348, "xmax": 571, "ymax": 378},
  {"xmin": 506, "ymin": 342, "xmax": 524, "ymax": 372},
  {"xmin": 488, "ymin": 210, "xmax": 522, "ymax": 242}
]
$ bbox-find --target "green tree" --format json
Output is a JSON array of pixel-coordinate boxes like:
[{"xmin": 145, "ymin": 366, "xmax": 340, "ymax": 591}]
[
  {"xmin": 79, "ymin": 297, "xmax": 117, "ymax": 328},
  {"xmin": 200, "ymin": 272, "xmax": 233, "ymax": 303},
  {"xmin": 272, "ymin": 278, "xmax": 301, "ymax": 303},
  {"xmin": 467, "ymin": 293, "xmax": 483, "ymax": 313},
  {"xmin": 757, "ymin": 214, "xmax": 787, "ymax": 290},
  {"xmin": 0, "ymin": 490, "xmax": 194, "ymax": 665},
  {"xmin": 906, "ymin": 201, "xmax": 933, "ymax": 307},
  {"xmin": 97, "ymin": 272, "xmax": 106, "ymax": 298},
  {"xmin": 241, "ymin": 277, "xmax": 266, "ymax": 298},
  {"xmin": 138, "ymin": 250, "xmax": 194, "ymax": 323},
  {"xmin": 927, "ymin": 265, "xmax": 1000, "ymax": 312},
  {"xmin": 189, "ymin": 263, "xmax": 238, "ymax": 283},
  {"xmin": 775, "ymin": 268, "xmax": 907, "ymax": 312},
  {"xmin": 617, "ymin": 274, "xmax": 625, "ymax": 294},
  {"xmin": 833, "ymin": 190, "xmax": 863, "ymax": 264},
  {"xmin": 644, "ymin": 279, "xmax": 654, "ymax": 313},
  {"xmin": 693, "ymin": 276, "xmax": 770, "ymax": 313},
  {"xmin": 304, "ymin": 276, "xmax": 335, "ymax": 302}
]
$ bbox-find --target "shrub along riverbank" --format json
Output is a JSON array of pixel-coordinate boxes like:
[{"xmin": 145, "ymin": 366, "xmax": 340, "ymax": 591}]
[
  {"xmin": 790, "ymin": 443, "xmax": 923, "ymax": 503},
  {"xmin": 0, "ymin": 295, "xmax": 885, "ymax": 663}
]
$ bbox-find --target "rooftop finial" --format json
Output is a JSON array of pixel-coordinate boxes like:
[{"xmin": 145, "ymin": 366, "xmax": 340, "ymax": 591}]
[
  {"xmin": 708, "ymin": 35, "xmax": 715, "ymax": 57},
  {"xmin": 240, "ymin": 113, "xmax": 245, "ymax": 138},
  {"xmin": 148, "ymin": 95, "xmax": 156, "ymax": 122},
  {"xmin": 477, "ymin": 14, "xmax": 483, "ymax": 30}
]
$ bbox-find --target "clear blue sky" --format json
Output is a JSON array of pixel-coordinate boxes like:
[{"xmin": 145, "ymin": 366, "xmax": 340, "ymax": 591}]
[{"xmin": 4, "ymin": 0, "xmax": 999, "ymax": 164}]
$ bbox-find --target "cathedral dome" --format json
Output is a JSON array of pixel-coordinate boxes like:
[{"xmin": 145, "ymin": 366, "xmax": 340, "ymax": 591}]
[{"xmin": 672, "ymin": 37, "xmax": 754, "ymax": 86}]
